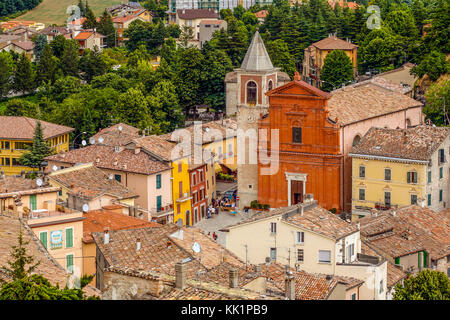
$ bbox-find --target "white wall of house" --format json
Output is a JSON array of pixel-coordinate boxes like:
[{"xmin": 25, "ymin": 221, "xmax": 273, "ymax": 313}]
[{"xmin": 426, "ymin": 135, "xmax": 450, "ymax": 211}]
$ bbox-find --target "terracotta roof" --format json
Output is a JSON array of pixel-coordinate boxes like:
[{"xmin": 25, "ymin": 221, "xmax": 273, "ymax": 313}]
[
  {"xmin": 359, "ymin": 205, "xmax": 449, "ymax": 260},
  {"xmin": 310, "ymin": 35, "xmax": 358, "ymax": 50},
  {"xmin": 361, "ymin": 241, "xmax": 407, "ymax": 289},
  {"xmin": 328, "ymin": 0, "xmax": 360, "ymax": 9},
  {"xmin": 49, "ymin": 164, "xmax": 138, "ymax": 201},
  {"xmin": 69, "ymin": 18, "xmax": 86, "ymax": 25},
  {"xmin": 327, "ymin": 83, "xmax": 423, "ymax": 126},
  {"xmin": 266, "ymin": 78, "xmax": 332, "ymax": 99},
  {"xmin": 40, "ymin": 26, "xmax": 71, "ymax": 35},
  {"xmin": 0, "ymin": 116, "xmax": 74, "ymax": 140},
  {"xmin": 92, "ymin": 123, "xmax": 141, "ymax": 147},
  {"xmin": 350, "ymin": 125, "xmax": 450, "ymax": 161},
  {"xmin": 0, "ymin": 176, "xmax": 60, "ymax": 198},
  {"xmin": 131, "ymin": 135, "xmax": 182, "ymax": 162},
  {"xmin": 0, "ymin": 213, "xmax": 99, "ymax": 297},
  {"xmin": 177, "ymin": 9, "xmax": 219, "ymax": 20},
  {"xmin": 354, "ymin": 77, "xmax": 412, "ymax": 94},
  {"xmin": 45, "ymin": 145, "xmax": 171, "ymax": 175},
  {"xmin": 0, "ymin": 34, "xmax": 22, "ymax": 42},
  {"xmin": 112, "ymin": 15, "xmax": 142, "ymax": 23},
  {"xmin": 74, "ymin": 31, "xmax": 94, "ymax": 40},
  {"xmin": 223, "ymin": 202, "xmax": 358, "ymax": 240},
  {"xmin": 82, "ymin": 209, "xmax": 160, "ymax": 243},
  {"xmin": 11, "ymin": 40, "xmax": 35, "ymax": 51},
  {"xmin": 254, "ymin": 10, "xmax": 268, "ymax": 18}
]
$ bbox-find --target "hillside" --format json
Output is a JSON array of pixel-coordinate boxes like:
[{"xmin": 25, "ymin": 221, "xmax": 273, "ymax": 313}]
[{"xmin": 16, "ymin": 0, "xmax": 123, "ymax": 25}]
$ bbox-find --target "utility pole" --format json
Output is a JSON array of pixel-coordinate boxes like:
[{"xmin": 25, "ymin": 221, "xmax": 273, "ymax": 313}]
[
  {"xmin": 244, "ymin": 244, "xmax": 248, "ymax": 270},
  {"xmin": 287, "ymin": 248, "xmax": 291, "ymax": 268}
]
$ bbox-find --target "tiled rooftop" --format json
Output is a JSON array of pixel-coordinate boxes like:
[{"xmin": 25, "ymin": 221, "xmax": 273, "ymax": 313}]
[
  {"xmin": 0, "ymin": 116, "xmax": 74, "ymax": 140},
  {"xmin": 45, "ymin": 145, "xmax": 171, "ymax": 175},
  {"xmin": 83, "ymin": 209, "xmax": 160, "ymax": 243},
  {"xmin": 0, "ymin": 214, "xmax": 99, "ymax": 297},
  {"xmin": 310, "ymin": 35, "xmax": 358, "ymax": 50},
  {"xmin": 327, "ymin": 83, "xmax": 422, "ymax": 126},
  {"xmin": 49, "ymin": 164, "xmax": 138, "ymax": 201},
  {"xmin": 131, "ymin": 135, "xmax": 182, "ymax": 162},
  {"xmin": 359, "ymin": 205, "xmax": 449, "ymax": 260},
  {"xmin": 91, "ymin": 123, "xmax": 141, "ymax": 146},
  {"xmin": 0, "ymin": 176, "xmax": 60, "ymax": 199},
  {"xmin": 350, "ymin": 125, "xmax": 449, "ymax": 161}
]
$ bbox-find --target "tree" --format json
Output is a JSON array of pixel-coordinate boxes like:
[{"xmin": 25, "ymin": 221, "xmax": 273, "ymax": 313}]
[
  {"xmin": 424, "ymin": 78, "xmax": 450, "ymax": 126},
  {"xmin": 36, "ymin": 44, "xmax": 58, "ymax": 85},
  {"xmin": 320, "ymin": 49, "xmax": 354, "ymax": 91},
  {"xmin": 19, "ymin": 120, "xmax": 54, "ymax": 169},
  {"xmin": 411, "ymin": 51, "xmax": 449, "ymax": 82},
  {"xmin": 0, "ymin": 231, "xmax": 98, "ymax": 300},
  {"xmin": 82, "ymin": 7, "xmax": 98, "ymax": 30},
  {"xmin": 77, "ymin": 0, "xmax": 86, "ymax": 17},
  {"xmin": 233, "ymin": 5, "xmax": 245, "ymax": 20},
  {"xmin": 33, "ymin": 34, "xmax": 47, "ymax": 63},
  {"xmin": 113, "ymin": 87, "xmax": 154, "ymax": 130},
  {"xmin": 79, "ymin": 48, "xmax": 108, "ymax": 82},
  {"xmin": 97, "ymin": 10, "xmax": 115, "ymax": 47},
  {"xmin": 393, "ymin": 270, "xmax": 450, "ymax": 300},
  {"xmin": 266, "ymin": 39, "xmax": 296, "ymax": 78},
  {"xmin": 60, "ymin": 40, "xmax": 79, "ymax": 77},
  {"xmin": 12, "ymin": 53, "xmax": 36, "ymax": 94},
  {"xmin": 3, "ymin": 98, "xmax": 38, "ymax": 117},
  {"xmin": 0, "ymin": 51, "xmax": 14, "ymax": 99}
]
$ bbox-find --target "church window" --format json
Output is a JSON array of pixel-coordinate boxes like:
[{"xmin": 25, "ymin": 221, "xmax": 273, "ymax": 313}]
[{"xmin": 246, "ymin": 81, "xmax": 257, "ymax": 105}]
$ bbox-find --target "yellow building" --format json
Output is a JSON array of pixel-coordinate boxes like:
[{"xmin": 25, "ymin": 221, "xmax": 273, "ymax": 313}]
[
  {"xmin": 302, "ymin": 35, "xmax": 358, "ymax": 87},
  {"xmin": 350, "ymin": 126, "xmax": 450, "ymax": 220},
  {"xmin": 0, "ymin": 116, "xmax": 73, "ymax": 176}
]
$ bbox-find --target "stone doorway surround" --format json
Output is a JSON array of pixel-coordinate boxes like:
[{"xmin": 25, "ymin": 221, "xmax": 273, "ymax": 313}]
[{"xmin": 285, "ymin": 172, "xmax": 307, "ymax": 206}]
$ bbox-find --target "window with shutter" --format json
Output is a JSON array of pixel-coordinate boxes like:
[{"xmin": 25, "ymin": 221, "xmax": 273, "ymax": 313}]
[
  {"xmin": 359, "ymin": 166, "xmax": 365, "ymax": 178},
  {"xmin": 270, "ymin": 248, "xmax": 276, "ymax": 260},
  {"xmin": 428, "ymin": 171, "xmax": 431, "ymax": 184},
  {"xmin": 384, "ymin": 168, "xmax": 391, "ymax": 181},
  {"xmin": 297, "ymin": 232, "xmax": 304, "ymax": 243},
  {"xmin": 318, "ymin": 250, "xmax": 331, "ymax": 263},
  {"xmin": 156, "ymin": 174, "xmax": 161, "ymax": 189},
  {"xmin": 297, "ymin": 249, "xmax": 304, "ymax": 262},
  {"xmin": 384, "ymin": 192, "xmax": 391, "ymax": 206},
  {"xmin": 292, "ymin": 127, "xmax": 302, "ymax": 143},
  {"xmin": 270, "ymin": 222, "xmax": 277, "ymax": 234},
  {"xmin": 66, "ymin": 254, "xmax": 74, "ymax": 274},
  {"xmin": 40, "ymin": 232, "xmax": 47, "ymax": 249},
  {"xmin": 359, "ymin": 188, "xmax": 365, "ymax": 200},
  {"xmin": 427, "ymin": 194, "xmax": 431, "ymax": 206},
  {"xmin": 65, "ymin": 228, "xmax": 73, "ymax": 248},
  {"xmin": 157, "ymin": 195, "xmax": 162, "ymax": 211}
]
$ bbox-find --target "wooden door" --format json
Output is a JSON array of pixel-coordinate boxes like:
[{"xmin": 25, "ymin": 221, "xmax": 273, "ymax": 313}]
[{"xmin": 291, "ymin": 180, "xmax": 303, "ymax": 204}]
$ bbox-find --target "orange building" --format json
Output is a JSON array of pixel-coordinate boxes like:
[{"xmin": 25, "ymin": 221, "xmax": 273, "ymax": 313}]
[{"xmin": 258, "ymin": 72, "xmax": 343, "ymax": 211}]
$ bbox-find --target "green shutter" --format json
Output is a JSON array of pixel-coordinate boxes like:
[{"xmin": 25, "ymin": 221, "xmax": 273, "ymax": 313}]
[
  {"xmin": 423, "ymin": 251, "xmax": 427, "ymax": 268},
  {"xmin": 156, "ymin": 174, "xmax": 161, "ymax": 189},
  {"xmin": 66, "ymin": 228, "xmax": 73, "ymax": 248},
  {"xmin": 407, "ymin": 172, "xmax": 411, "ymax": 183},
  {"xmin": 157, "ymin": 195, "xmax": 162, "ymax": 211},
  {"xmin": 66, "ymin": 254, "xmax": 74, "ymax": 273},
  {"xmin": 395, "ymin": 257, "xmax": 400, "ymax": 265},
  {"xmin": 29, "ymin": 194, "xmax": 37, "ymax": 210},
  {"xmin": 40, "ymin": 232, "xmax": 47, "ymax": 249}
]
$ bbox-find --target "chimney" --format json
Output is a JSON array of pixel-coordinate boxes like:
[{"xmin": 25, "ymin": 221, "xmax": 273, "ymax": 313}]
[
  {"xmin": 104, "ymin": 229, "xmax": 110, "ymax": 244},
  {"xmin": 136, "ymin": 237, "xmax": 141, "ymax": 251},
  {"xmin": 175, "ymin": 262, "xmax": 186, "ymax": 290},
  {"xmin": 300, "ymin": 205, "xmax": 304, "ymax": 216},
  {"xmin": 294, "ymin": 71, "xmax": 301, "ymax": 81},
  {"xmin": 285, "ymin": 271, "xmax": 295, "ymax": 300},
  {"xmin": 229, "ymin": 268, "xmax": 238, "ymax": 288},
  {"xmin": 392, "ymin": 210, "xmax": 396, "ymax": 217},
  {"xmin": 135, "ymin": 145, "xmax": 141, "ymax": 154}
]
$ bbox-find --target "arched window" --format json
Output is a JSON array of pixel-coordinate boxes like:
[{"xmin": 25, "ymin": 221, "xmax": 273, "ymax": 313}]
[
  {"xmin": 268, "ymin": 79, "xmax": 273, "ymax": 91},
  {"xmin": 352, "ymin": 135, "xmax": 361, "ymax": 147},
  {"xmin": 246, "ymin": 81, "xmax": 257, "ymax": 105}
]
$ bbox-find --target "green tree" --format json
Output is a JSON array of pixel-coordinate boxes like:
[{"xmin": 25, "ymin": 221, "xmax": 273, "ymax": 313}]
[
  {"xmin": 49, "ymin": 35, "xmax": 67, "ymax": 58},
  {"xmin": 19, "ymin": 120, "xmax": 54, "ymax": 169},
  {"xmin": 12, "ymin": 53, "xmax": 36, "ymax": 94},
  {"xmin": 411, "ymin": 51, "xmax": 449, "ymax": 82},
  {"xmin": 233, "ymin": 5, "xmax": 245, "ymax": 20},
  {"xmin": 0, "ymin": 51, "xmax": 14, "ymax": 99},
  {"xmin": 36, "ymin": 44, "xmax": 58, "ymax": 85},
  {"xmin": 3, "ymin": 99, "xmax": 38, "ymax": 117},
  {"xmin": 79, "ymin": 48, "xmax": 108, "ymax": 82},
  {"xmin": 320, "ymin": 49, "xmax": 354, "ymax": 91},
  {"xmin": 33, "ymin": 33, "xmax": 47, "ymax": 63},
  {"xmin": 97, "ymin": 10, "xmax": 116, "ymax": 47},
  {"xmin": 113, "ymin": 87, "xmax": 154, "ymax": 130},
  {"xmin": 60, "ymin": 40, "xmax": 79, "ymax": 77},
  {"xmin": 424, "ymin": 78, "xmax": 450, "ymax": 126},
  {"xmin": 82, "ymin": 7, "xmax": 97, "ymax": 30},
  {"xmin": 266, "ymin": 39, "xmax": 296, "ymax": 78},
  {"xmin": 393, "ymin": 270, "xmax": 450, "ymax": 300}
]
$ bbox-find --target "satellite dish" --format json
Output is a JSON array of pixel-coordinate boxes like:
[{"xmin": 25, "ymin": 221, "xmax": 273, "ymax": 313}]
[
  {"xmin": 89, "ymin": 137, "xmax": 95, "ymax": 145},
  {"xmin": 81, "ymin": 140, "xmax": 87, "ymax": 146},
  {"xmin": 82, "ymin": 204, "xmax": 89, "ymax": 212},
  {"xmin": 52, "ymin": 165, "xmax": 58, "ymax": 171},
  {"xmin": 98, "ymin": 136, "xmax": 104, "ymax": 144},
  {"xmin": 36, "ymin": 178, "xmax": 43, "ymax": 187},
  {"xmin": 192, "ymin": 242, "xmax": 201, "ymax": 253},
  {"xmin": 118, "ymin": 125, "xmax": 123, "ymax": 131},
  {"xmin": 109, "ymin": 174, "xmax": 114, "ymax": 180},
  {"xmin": 176, "ymin": 219, "xmax": 183, "ymax": 228}
]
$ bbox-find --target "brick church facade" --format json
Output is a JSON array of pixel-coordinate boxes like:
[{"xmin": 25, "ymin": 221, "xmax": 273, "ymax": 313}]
[{"xmin": 258, "ymin": 73, "xmax": 343, "ymax": 211}]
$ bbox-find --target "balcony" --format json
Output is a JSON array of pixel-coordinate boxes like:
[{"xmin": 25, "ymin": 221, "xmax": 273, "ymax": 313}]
[{"xmin": 176, "ymin": 191, "xmax": 192, "ymax": 203}]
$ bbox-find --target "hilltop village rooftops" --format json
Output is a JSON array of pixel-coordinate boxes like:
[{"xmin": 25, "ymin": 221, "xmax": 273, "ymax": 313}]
[
  {"xmin": 221, "ymin": 202, "xmax": 359, "ymax": 240},
  {"xmin": 131, "ymin": 135, "xmax": 181, "ymax": 162},
  {"xmin": 0, "ymin": 116, "xmax": 74, "ymax": 140},
  {"xmin": 327, "ymin": 82, "xmax": 423, "ymax": 126},
  {"xmin": 45, "ymin": 145, "xmax": 171, "ymax": 175},
  {"xmin": 350, "ymin": 125, "xmax": 449, "ymax": 161},
  {"xmin": 0, "ymin": 213, "xmax": 100, "ymax": 297},
  {"xmin": 91, "ymin": 123, "xmax": 141, "ymax": 147},
  {"xmin": 48, "ymin": 164, "xmax": 138, "ymax": 200},
  {"xmin": 0, "ymin": 176, "xmax": 60, "ymax": 198},
  {"xmin": 359, "ymin": 205, "xmax": 449, "ymax": 260},
  {"xmin": 82, "ymin": 209, "xmax": 160, "ymax": 243}
]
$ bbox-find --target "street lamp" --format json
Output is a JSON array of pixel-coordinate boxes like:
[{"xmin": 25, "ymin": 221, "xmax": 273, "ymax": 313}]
[{"xmin": 71, "ymin": 131, "xmax": 87, "ymax": 150}]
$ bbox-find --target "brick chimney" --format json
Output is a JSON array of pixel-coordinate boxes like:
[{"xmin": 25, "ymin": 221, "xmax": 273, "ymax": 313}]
[
  {"xmin": 175, "ymin": 262, "xmax": 186, "ymax": 290},
  {"xmin": 229, "ymin": 268, "xmax": 238, "ymax": 288},
  {"xmin": 135, "ymin": 145, "xmax": 141, "ymax": 154},
  {"xmin": 285, "ymin": 270, "xmax": 295, "ymax": 300}
]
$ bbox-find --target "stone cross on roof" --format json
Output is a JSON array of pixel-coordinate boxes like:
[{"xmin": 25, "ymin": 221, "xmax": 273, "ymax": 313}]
[{"xmin": 240, "ymin": 31, "xmax": 274, "ymax": 72}]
